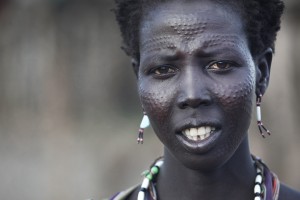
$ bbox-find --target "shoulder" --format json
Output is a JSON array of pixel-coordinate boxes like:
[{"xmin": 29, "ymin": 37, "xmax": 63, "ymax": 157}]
[
  {"xmin": 108, "ymin": 185, "xmax": 139, "ymax": 200},
  {"xmin": 278, "ymin": 183, "xmax": 300, "ymax": 200},
  {"xmin": 124, "ymin": 187, "xmax": 139, "ymax": 200}
]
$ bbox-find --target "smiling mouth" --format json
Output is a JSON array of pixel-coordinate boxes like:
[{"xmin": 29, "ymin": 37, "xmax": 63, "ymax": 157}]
[{"xmin": 182, "ymin": 126, "xmax": 216, "ymax": 141}]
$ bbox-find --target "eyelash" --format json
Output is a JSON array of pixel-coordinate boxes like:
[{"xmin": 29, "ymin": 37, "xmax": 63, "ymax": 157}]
[
  {"xmin": 149, "ymin": 65, "xmax": 178, "ymax": 78},
  {"xmin": 206, "ymin": 61, "xmax": 238, "ymax": 72},
  {"xmin": 148, "ymin": 60, "xmax": 238, "ymax": 78}
]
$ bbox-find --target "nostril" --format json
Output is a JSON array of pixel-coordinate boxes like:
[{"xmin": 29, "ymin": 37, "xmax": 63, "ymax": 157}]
[{"xmin": 177, "ymin": 95, "xmax": 212, "ymax": 109}]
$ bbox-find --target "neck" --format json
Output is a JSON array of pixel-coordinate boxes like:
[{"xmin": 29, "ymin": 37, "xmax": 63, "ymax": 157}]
[{"xmin": 157, "ymin": 137, "xmax": 256, "ymax": 200}]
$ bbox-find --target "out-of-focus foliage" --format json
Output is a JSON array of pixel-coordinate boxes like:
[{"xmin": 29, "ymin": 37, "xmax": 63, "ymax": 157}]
[{"xmin": 0, "ymin": 0, "xmax": 299, "ymax": 199}]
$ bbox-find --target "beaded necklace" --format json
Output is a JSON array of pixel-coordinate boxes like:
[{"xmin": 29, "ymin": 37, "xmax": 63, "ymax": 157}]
[{"xmin": 138, "ymin": 156, "xmax": 280, "ymax": 200}]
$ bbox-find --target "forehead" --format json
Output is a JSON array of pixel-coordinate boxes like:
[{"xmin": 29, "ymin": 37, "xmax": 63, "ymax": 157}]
[
  {"xmin": 140, "ymin": 1, "xmax": 246, "ymax": 54},
  {"xmin": 142, "ymin": 1, "xmax": 243, "ymax": 32}
]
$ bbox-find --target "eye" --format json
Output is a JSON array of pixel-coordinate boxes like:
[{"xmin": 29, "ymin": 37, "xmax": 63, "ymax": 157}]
[
  {"xmin": 150, "ymin": 65, "xmax": 178, "ymax": 77},
  {"xmin": 207, "ymin": 61, "xmax": 236, "ymax": 71}
]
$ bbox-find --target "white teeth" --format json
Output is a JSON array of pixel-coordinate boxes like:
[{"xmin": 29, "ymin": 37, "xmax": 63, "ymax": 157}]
[
  {"xmin": 198, "ymin": 127, "xmax": 206, "ymax": 136},
  {"xmin": 205, "ymin": 127, "xmax": 211, "ymax": 134},
  {"xmin": 185, "ymin": 129, "xmax": 190, "ymax": 136},
  {"xmin": 182, "ymin": 126, "xmax": 216, "ymax": 141},
  {"xmin": 190, "ymin": 128, "xmax": 197, "ymax": 137}
]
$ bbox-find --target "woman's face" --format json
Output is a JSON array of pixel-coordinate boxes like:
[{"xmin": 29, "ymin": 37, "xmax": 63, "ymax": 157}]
[{"xmin": 138, "ymin": 0, "xmax": 256, "ymax": 170}]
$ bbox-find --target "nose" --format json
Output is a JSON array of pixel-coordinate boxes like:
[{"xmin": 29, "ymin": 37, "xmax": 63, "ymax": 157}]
[{"xmin": 177, "ymin": 69, "xmax": 212, "ymax": 109}]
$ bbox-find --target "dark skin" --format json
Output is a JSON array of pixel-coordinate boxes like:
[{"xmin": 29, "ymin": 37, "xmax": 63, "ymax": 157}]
[{"xmin": 127, "ymin": 0, "xmax": 300, "ymax": 199}]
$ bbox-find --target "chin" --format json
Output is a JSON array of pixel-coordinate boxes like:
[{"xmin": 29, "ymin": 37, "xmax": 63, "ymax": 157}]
[
  {"xmin": 178, "ymin": 151, "xmax": 230, "ymax": 172},
  {"xmin": 164, "ymin": 132, "xmax": 249, "ymax": 172}
]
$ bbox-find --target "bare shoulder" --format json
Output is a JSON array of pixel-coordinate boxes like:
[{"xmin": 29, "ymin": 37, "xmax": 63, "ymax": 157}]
[
  {"xmin": 125, "ymin": 187, "xmax": 139, "ymax": 200},
  {"xmin": 279, "ymin": 183, "xmax": 300, "ymax": 200},
  {"xmin": 108, "ymin": 185, "xmax": 139, "ymax": 200}
]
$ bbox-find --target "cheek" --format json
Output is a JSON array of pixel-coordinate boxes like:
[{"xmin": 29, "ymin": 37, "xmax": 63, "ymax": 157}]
[
  {"xmin": 210, "ymin": 46, "xmax": 256, "ymax": 115},
  {"xmin": 138, "ymin": 81, "xmax": 175, "ymax": 128},
  {"xmin": 211, "ymin": 72, "xmax": 255, "ymax": 157},
  {"xmin": 212, "ymin": 72, "xmax": 255, "ymax": 115}
]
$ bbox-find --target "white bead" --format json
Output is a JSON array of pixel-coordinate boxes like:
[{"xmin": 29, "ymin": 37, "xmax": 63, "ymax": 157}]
[
  {"xmin": 140, "ymin": 115, "xmax": 150, "ymax": 129},
  {"xmin": 137, "ymin": 191, "xmax": 145, "ymax": 200},
  {"xmin": 255, "ymin": 174, "xmax": 263, "ymax": 184},
  {"xmin": 141, "ymin": 178, "xmax": 150, "ymax": 188},
  {"xmin": 254, "ymin": 184, "xmax": 261, "ymax": 194},
  {"xmin": 156, "ymin": 160, "xmax": 164, "ymax": 167},
  {"xmin": 254, "ymin": 196, "xmax": 261, "ymax": 200},
  {"xmin": 256, "ymin": 167, "xmax": 262, "ymax": 173},
  {"xmin": 256, "ymin": 106, "xmax": 261, "ymax": 121}
]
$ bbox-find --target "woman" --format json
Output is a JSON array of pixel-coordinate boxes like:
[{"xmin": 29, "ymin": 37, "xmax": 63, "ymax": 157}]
[{"xmin": 111, "ymin": 0, "xmax": 300, "ymax": 199}]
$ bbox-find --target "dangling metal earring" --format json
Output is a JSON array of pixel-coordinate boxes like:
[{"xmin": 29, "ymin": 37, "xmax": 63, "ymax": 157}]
[
  {"xmin": 256, "ymin": 94, "xmax": 271, "ymax": 138},
  {"xmin": 137, "ymin": 112, "xmax": 150, "ymax": 144}
]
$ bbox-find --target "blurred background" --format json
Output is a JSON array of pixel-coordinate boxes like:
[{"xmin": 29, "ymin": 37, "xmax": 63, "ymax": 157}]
[{"xmin": 0, "ymin": 0, "xmax": 299, "ymax": 199}]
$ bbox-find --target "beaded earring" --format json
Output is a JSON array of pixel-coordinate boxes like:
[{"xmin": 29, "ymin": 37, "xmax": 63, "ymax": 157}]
[
  {"xmin": 256, "ymin": 94, "xmax": 271, "ymax": 138},
  {"xmin": 137, "ymin": 112, "xmax": 150, "ymax": 144}
]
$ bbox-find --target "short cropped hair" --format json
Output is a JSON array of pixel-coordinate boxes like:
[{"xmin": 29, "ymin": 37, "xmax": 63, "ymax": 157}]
[{"xmin": 114, "ymin": 0, "xmax": 284, "ymax": 63}]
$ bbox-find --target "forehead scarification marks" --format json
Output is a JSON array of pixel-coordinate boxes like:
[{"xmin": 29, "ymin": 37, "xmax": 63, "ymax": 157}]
[
  {"xmin": 141, "ymin": 33, "xmax": 248, "ymax": 55},
  {"xmin": 201, "ymin": 34, "xmax": 239, "ymax": 46},
  {"xmin": 141, "ymin": 35, "xmax": 176, "ymax": 54},
  {"xmin": 168, "ymin": 15, "xmax": 207, "ymax": 41},
  {"xmin": 187, "ymin": 34, "xmax": 248, "ymax": 55}
]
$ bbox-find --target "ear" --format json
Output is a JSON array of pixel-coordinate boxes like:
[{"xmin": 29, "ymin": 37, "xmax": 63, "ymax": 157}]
[
  {"xmin": 255, "ymin": 48, "xmax": 273, "ymax": 96},
  {"xmin": 131, "ymin": 58, "xmax": 139, "ymax": 78}
]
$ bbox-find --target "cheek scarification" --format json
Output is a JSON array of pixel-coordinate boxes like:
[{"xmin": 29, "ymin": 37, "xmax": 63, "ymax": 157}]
[
  {"xmin": 139, "ymin": 85, "xmax": 175, "ymax": 127},
  {"xmin": 212, "ymin": 73, "xmax": 255, "ymax": 116},
  {"xmin": 211, "ymin": 74, "xmax": 255, "ymax": 158}
]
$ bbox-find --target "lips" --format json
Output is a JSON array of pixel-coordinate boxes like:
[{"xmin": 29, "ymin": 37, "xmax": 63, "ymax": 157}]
[{"xmin": 175, "ymin": 121, "xmax": 222, "ymax": 154}]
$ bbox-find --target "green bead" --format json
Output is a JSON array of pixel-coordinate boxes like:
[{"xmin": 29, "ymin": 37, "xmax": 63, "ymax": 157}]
[
  {"xmin": 146, "ymin": 173, "xmax": 153, "ymax": 180},
  {"xmin": 141, "ymin": 170, "xmax": 149, "ymax": 176},
  {"xmin": 151, "ymin": 166, "xmax": 159, "ymax": 174}
]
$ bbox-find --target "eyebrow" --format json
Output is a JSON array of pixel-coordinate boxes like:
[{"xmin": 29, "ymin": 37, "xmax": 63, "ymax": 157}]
[
  {"xmin": 187, "ymin": 34, "xmax": 247, "ymax": 55},
  {"xmin": 141, "ymin": 50, "xmax": 182, "ymax": 65}
]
